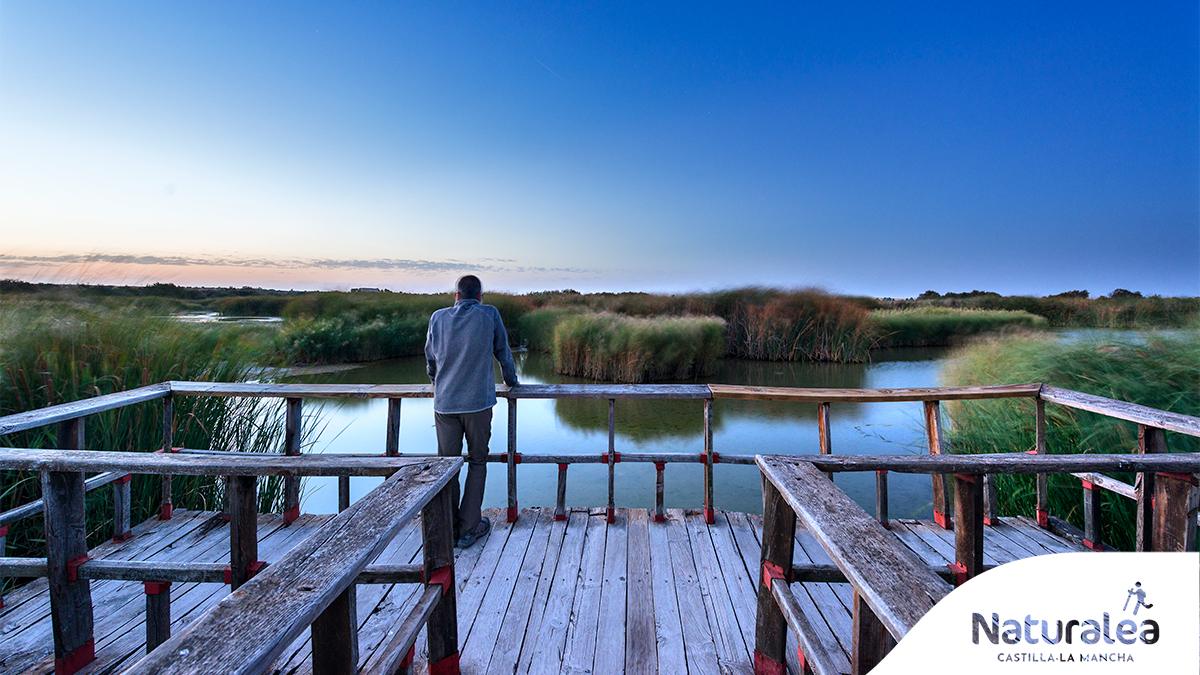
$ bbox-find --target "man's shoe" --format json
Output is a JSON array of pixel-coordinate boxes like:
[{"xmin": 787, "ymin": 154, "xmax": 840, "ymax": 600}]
[{"xmin": 455, "ymin": 517, "xmax": 491, "ymax": 549}]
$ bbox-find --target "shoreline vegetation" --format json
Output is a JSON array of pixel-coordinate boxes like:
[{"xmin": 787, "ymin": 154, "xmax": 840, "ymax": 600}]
[{"xmin": 2, "ymin": 280, "xmax": 1197, "ymax": 382}]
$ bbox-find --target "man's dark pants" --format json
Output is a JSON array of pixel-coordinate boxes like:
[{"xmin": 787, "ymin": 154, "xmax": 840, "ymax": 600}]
[{"xmin": 434, "ymin": 408, "xmax": 492, "ymax": 536}]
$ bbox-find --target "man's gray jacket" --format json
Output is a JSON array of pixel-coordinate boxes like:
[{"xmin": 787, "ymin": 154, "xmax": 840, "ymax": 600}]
[{"xmin": 424, "ymin": 299, "xmax": 519, "ymax": 414}]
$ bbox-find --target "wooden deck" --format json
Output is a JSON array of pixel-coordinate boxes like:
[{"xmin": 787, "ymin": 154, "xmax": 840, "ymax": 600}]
[{"xmin": 0, "ymin": 507, "xmax": 1086, "ymax": 674}]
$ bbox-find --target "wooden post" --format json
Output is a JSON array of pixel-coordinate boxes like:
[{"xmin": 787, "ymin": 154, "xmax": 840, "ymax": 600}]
[
  {"xmin": 817, "ymin": 402, "xmax": 832, "ymax": 480},
  {"xmin": 144, "ymin": 581, "xmax": 171, "ymax": 652},
  {"xmin": 160, "ymin": 395, "xmax": 174, "ymax": 520},
  {"xmin": 228, "ymin": 475, "xmax": 259, "ymax": 590},
  {"xmin": 312, "ymin": 586, "xmax": 359, "ymax": 673},
  {"xmin": 422, "ymin": 484, "xmax": 460, "ymax": 674},
  {"xmin": 753, "ymin": 478, "xmax": 794, "ymax": 675},
  {"xmin": 1136, "ymin": 425, "xmax": 1164, "ymax": 551},
  {"xmin": 555, "ymin": 463, "xmax": 568, "ymax": 521},
  {"xmin": 703, "ymin": 399, "xmax": 715, "ymax": 524},
  {"xmin": 1081, "ymin": 479, "xmax": 1102, "ymax": 550},
  {"xmin": 1034, "ymin": 398, "xmax": 1049, "ymax": 528},
  {"xmin": 982, "ymin": 474, "xmax": 999, "ymax": 526},
  {"xmin": 506, "ymin": 398, "xmax": 518, "ymax": 523},
  {"xmin": 112, "ymin": 474, "xmax": 132, "ymax": 542},
  {"xmin": 607, "ymin": 399, "xmax": 616, "ymax": 524},
  {"xmin": 42, "ymin": 463, "xmax": 95, "ymax": 674},
  {"xmin": 952, "ymin": 474, "xmax": 984, "ymax": 583},
  {"xmin": 283, "ymin": 397, "xmax": 302, "ymax": 524},
  {"xmin": 851, "ymin": 590, "xmax": 895, "ymax": 675},
  {"xmin": 924, "ymin": 401, "xmax": 951, "ymax": 529},
  {"xmin": 385, "ymin": 398, "xmax": 402, "ymax": 456},
  {"xmin": 0, "ymin": 522, "xmax": 7, "ymax": 608},
  {"xmin": 654, "ymin": 461, "xmax": 666, "ymax": 523},
  {"xmin": 1151, "ymin": 471, "xmax": 1199, "ymax": 552},
  {"xmin": 338, "ymin": 477, "xmax": 351, "ymax": 512},
  {"xmin": 875, "ymin": 470, "xmax": 889, "ymax": 528}
]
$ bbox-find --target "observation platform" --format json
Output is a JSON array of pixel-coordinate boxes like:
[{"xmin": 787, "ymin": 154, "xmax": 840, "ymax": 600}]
[{"xmin": 0, "ymin": 506, "xmax": 1084, "ymax": 674}]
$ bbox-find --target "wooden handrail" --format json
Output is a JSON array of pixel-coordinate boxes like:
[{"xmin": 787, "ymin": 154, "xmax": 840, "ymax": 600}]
[
  {"xmin": 0, "ymin": 383, "xmax": 170, "ymax": 435},
  {"xmin": 1040, "ymin": 385, "xmax": 1200, "ymax": 437},
  {"xmin": 0, "ymin": 448, "xmax": 456, "ymax": 476},
  {"xmin": 127, "ymin": 457, "xmax": 460, "ymax": 673},
  {"xmin": 710, "ymin": 382, "xmax": 1041, "ymax": 402}
]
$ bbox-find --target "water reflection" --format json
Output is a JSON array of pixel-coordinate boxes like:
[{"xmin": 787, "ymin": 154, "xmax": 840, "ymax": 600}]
[{"xmin": 286, "ymin": 350, "xmax": 951, "ymax": 519}]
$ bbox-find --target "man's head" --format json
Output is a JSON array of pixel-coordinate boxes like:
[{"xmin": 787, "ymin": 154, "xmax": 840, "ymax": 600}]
[{"xmin": 455, "ymin": 275, "xmax": 483, "ymax": 301}]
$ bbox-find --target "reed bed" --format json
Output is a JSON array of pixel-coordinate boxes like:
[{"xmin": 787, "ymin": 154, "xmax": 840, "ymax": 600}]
[
  {"xmin": 871, "ymin": 307, "xmax": 1047, "ymax": 348},
  {"xmin": 942, "ymin": 332, "xmax": 1199, "ymax": 550},
  {"xmin": 552, "ymin": 313, "xmax": 726, "ymax": 383},
  {"xmin": 0, "ymin": 304, "xmax": 289, "ymax": 568}
]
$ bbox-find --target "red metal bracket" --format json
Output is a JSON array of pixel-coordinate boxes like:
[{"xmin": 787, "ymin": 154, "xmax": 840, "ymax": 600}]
[
  {"xmin": 946, "ymin": 561, "xmax": 968, "ymax": 586},
  {"xmin": 933, "ymin": 510, "xmax": 951, "ymax": 529},
  {"xmin": 399, "ymin": 645, "xmax": 415, "ymax": 670},
  {"xmin": 697, "ymin": 452, "xmax": 720, "ymax": 465},
  {"xmin": 761, "ymin": 560, "xmax": 788, "ymax": 588},
  {"xmin": 982, "ymin": 515, "xmax": 999, "ymax": 526},
  {"xmin": 797, "ymin": 648, "xmax": 808, "ymax": 674},
  {"xmin": 601, "ymin": 452, "xmax": 622, "ymax": 464},
  {"xmin": 1081, "ymin": 479, "xmax": 1095, "ymax": 491},
  {"xmin": 430, "ymin": 651, "xmax": 461, "ymax": 675},
  {"xmin": 507, "ymin": 505, "xmax": 518, "ymax": 522},
  {"xmin": 557, "ymin": 462, "xmax": 568, "ymax": 471},
  {"xmin": 1156, "ymin": 472, "xmax": 1199, "ymax": 485},
  {"xmin": 54, "ymin": 639, "xmax": 94, "ymax": 675},
  {"xmin": 154, "ymin": 446, "xmax": 182, "ymax": 454},
  {"xmin": 1036, "ymin": 508, "xmax": 1049, "ymax": 528},
  {"xmin": 0, "ymin": 524, "xmax": 9, "ymax": 537},
  {"xmin": 654, "ymin": 512, "xmax": 666, "ymax": 523},
  {"xmin": 424, "ymin": 565, "xmax": 454, "ymax": 594},
  {"xmin": 606, "ymin": 507, "xmax": 615, "ymax": 523},
  {"xmin": 283, "ymin": 504, "xmax": 300, "ymax": 524},
  {"xmin": 143, "ymin": 580, "xmax": 171, "ymax": 595},
  {"xmin": 224, "ymin": 561, "xmax": 266, "ymax": 585},
  {"xmin": 500, "ymin": 452, "xmax": 523, "ymax": 464},
  {"xmin": 753, "ymin": 649, "xmax": 785, "ymax": 675},
  {"xmin": 1082, "ymin": 538, "xmax": 1103, "ymax": 551},
  {"xmin": 654, "ymin": 461, "xmax": 666, "ymax": 471},
  {"xmin": 159, "ymin": 503, "xmax": 173, "ymax": 520},
  {"xmin": 114, "ymin": 473, "xmax": 133, "ymax": 485},
  {"xmin": 554, "ymin": 511, "xmax": 567, "ymax": 522},
  {"xmin": 66, "ymin": 555, "xmax": 89, "ymax": 583},
  {"xmin": 704, "ymin": 506, "xmax": 715, "ymax": 524}
]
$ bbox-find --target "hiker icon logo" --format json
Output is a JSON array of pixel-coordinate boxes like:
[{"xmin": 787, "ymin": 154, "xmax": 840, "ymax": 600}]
[{"xmin": 1123, "ymin": 582, "xmax": 1154, "ymax": 616}]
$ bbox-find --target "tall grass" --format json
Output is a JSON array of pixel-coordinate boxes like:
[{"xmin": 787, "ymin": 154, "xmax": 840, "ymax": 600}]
[
  {"xmin": 717, "ymin": 289, "xmax": 876, "ymax": 362},
  {"xmin": 280, "ymin": 315, "xmax": 428, "ymax": 364},
  {"xmin": 516, "ymin": 307, "xmax": 581, "ymax": 352},
  {"xmin": 942, "ymin": 333, "xmax": 1199, "ymax": 549},
  {"xmin": 871, "ymin": 308, "xmax": 1047, "ymax": 348},
  {"xmin": 553, "ymin": 313, "xmax": 726, "ymax": 383},
  {"xmin": 0, "ymin": 304, "xmax": 288, "ymax": 566}
]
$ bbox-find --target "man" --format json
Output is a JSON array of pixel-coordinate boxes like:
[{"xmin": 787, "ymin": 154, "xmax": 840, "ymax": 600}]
[{"xmin": 425, "ymin": 274, "xmax": 519, "ymax": 548}]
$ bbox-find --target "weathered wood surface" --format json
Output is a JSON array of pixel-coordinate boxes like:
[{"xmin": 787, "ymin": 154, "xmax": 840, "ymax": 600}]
[
  {"xmin": 0, "ymin": 448, "xmax": 460, "ymax": 476},
  {"xmin": 757, "ymin": 456, "xmax": 952, "ymax": 640},
  {"xmin": 709, "ymin": 383, "xmax": 1040, "ymax": 403},
  {"xmin": 770, "ymin": 580, "xmax": 840, "ymax": 675},
  {"xmin": 41, "ymin": 469, "xmax": 95, "ymax": 672},
  {"xmin": 1040, "ymin": 385, "xmax": 1200, "ymax": 438},
  {"xmin": 0, "ymin": 383, "xmax": 170, "ymax": 436},
  {"xmin": 125, "ymin": 458, "xmax": 460, "ymax": 673},
  {"xmin": 168, "ymin": 382, "xmax": 435, "ymax": 399},
  {"xmin": 1072, "ymin": 472, "xmax": 1136, "ymax": 499},
  {"xmin": 0, "ymin": 470, "xmax": 127, "ymax": 524},
  {"xmin": 3, "ymin": 506, "xmax": 1087, "ymax": 675},
  {"xmin": 510, "ymin": 383, "xmax": 712, "ymax": 399}
]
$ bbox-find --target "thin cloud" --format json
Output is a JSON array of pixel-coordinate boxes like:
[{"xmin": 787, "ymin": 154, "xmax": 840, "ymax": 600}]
[{"xmin": 0, "ymin": 253, "xmax": 591, "ymax": 276}]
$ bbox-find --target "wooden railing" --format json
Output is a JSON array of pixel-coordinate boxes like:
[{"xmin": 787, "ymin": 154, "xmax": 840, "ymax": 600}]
[
  {"xmin": 754, "ymin": 451, "xmax": 1200, "ymax": 675},
  {"xmin": 0, "ymin": 379, "xmax": 1197, "ymax": 673}
]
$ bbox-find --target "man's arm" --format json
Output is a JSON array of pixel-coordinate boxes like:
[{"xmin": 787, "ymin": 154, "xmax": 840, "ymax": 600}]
[
  {"xmin": 492, "ymin": 308, "xmax": 519, "ymax": 387},
  {"xmin": 424, "ymin": 316, "xmax": 437, "ymax": 383}
]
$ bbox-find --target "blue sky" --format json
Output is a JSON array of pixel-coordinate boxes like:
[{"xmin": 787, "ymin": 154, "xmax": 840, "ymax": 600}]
[{"xmin": 1, "ymin": 2, "xmax": 1196, "ymax": 296}]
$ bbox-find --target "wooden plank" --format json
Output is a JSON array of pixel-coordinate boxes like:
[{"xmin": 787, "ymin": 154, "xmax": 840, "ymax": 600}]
[
  {"xmin": 284, "ymin": 397, "xmax": 302, "ymax": 523},
  {"xmin": 1136, "ymin": 425, "xmax": 1165, "ymax": 551},
  {"xmin": 646, "ymin": 510, "xmax": 690, "ymax": 675},
  {"xmin": 161, "ymin": 394, "xmax": 175, "ymax": 520},
  {"xmin": 1008, "ymin": 517, "xmax": 1081, "ymax": 554},
  {"xmin": 490, "ymin": 510, "xmax": 568, "ymax": 675},
  {"xmin": 168, "ymin": 381, "xmax": 434, "ymax": 399},
  {"xmin": 798, "ymin": 453, "xmax": 1200, "ymax": 474},
  {"xmin": 851, "ymin": 589, "xmax": 894, "ymax": 675},
  {"xmin": 703, "ymin": 400, "xmax": 715, "ymax": 523},
  {"xmin": 663, "ymin": 509, "xmax": 720, "ymax": 674},
  {"xmin": 112, "ymin": 475, "xmax": 132, "ymax": 541},
  {"xmin": 1081, "ymin": 480, "xmax": 1102, "ymax": 549},
  {"xmin": 385, "ymin": 398, "xmax": 402, "ymax": 456},
  {"xmin": 757, "ymin": 456, "xmax": 951, "ymax": 639},
  {"xmin": 708, "ymin": 382, "xmax": 1041, "ymax": 403},
  {"xmin": 507, "ymin": 399, "xmax": 518, "ymax": 522},
  {"xmin": 1041, "ymin": 385, "xmax": 1200, "ymax": 438},
  {"xmin": 524, "ymin": 509, "xmax": 588, "ymax": 675},
  {"xmin": 769, "ymin": 581, "xmax": 842, "ymax": 675},
  {"xmin": 360, "ymin": 586, "xmax": 440, "ymax": 675},
  {"xmin": 509, "ymin": 384, "xmax": 712, "ymax": 400},
  {"xmin": 1035, "ymin": 398, "xmax": 1049, "ymax": 527},
  {"xmin": 561, "ymin": 510, "xmax": 608, "ymax": 675},
  {"xmin": 144, "ymin": 581, "xmax": 171, "ymax": 652},
  {"xmin": 0, "ymin": 383, "xmax": 170, "ymax": 435},
  {"xmin": 40, "ymin": 468, "xmax": 95, "ymax": 673},
  {"xmin": 953, "ymin": 474, "xmax": 984, "ymax": 581},
  {"xmin": 704, "ymin": 511, "xmax": 759, "ymax": 668},
  {"xmin": 1072, "ymin": 472, "xmax": 1136, "ymax": 500},
  {"xmin": 0, "ymin": 471, "xmax": 127, "ymax": 525},
  {"xmin": 875, "ymin": 470, "xmax": 889, "ymax": 526},
  {"xmin": 685, "ymin": 511, "xmax": 750, "ymax": 673},
  {"xmin": 0, "ymin": 448, "xmax": 468, "ymax": 476},
  {"xmin": 1151, "ymin": 472, "xmax": 1199, "ymax": 552},
  {"xmin": 228, "ymin": 475, "xmax": 258, "ymax": 590},
  {"xmin": 623, "ymin": 510, "xmax": 656, "ymax": 675},
  {"xmin": 458, "ymin": 512, "xmax": 533, "ymax": 671},
  {"xmin": 421, "ymin": 482, "xmax": 459, "ymax": 673},
  {"xmin": 594, "ymin": 511, "xmax": 628, "ymax": 675},
  {"xmin": 925, "ymin": 401, "xmax": 951, "ymax": 529},
  {"xmin": 311, "ymin": 587, "xmax": 359, "ymax": 673},
  {"xmin": 124, "ymin": 458, "xmax": 460, "ymax": 673}
]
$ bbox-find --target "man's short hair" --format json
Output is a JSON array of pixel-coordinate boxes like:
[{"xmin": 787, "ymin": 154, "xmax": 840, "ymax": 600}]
[{"xmin": 456, "ymin": 275, "xmax": 482, "ymax": 300}]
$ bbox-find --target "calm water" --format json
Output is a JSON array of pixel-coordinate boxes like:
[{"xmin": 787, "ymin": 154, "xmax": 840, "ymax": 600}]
[{"xmin": 288, "ymin": 349, "xmax": 957, "ymax": 519}]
